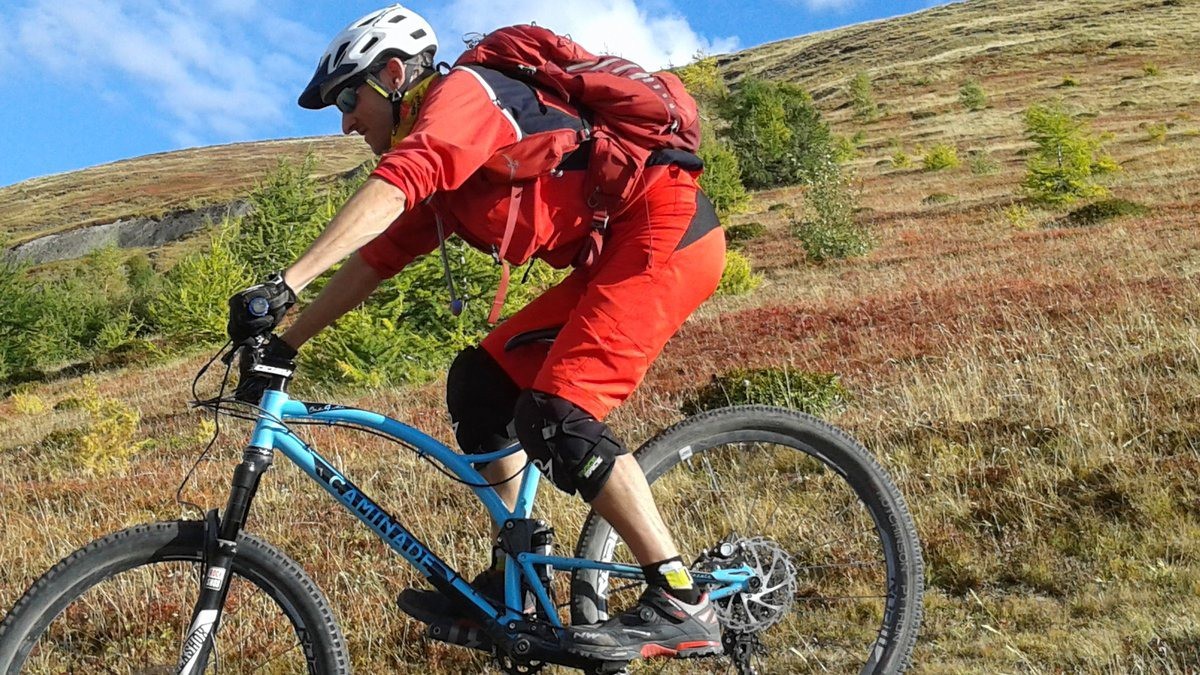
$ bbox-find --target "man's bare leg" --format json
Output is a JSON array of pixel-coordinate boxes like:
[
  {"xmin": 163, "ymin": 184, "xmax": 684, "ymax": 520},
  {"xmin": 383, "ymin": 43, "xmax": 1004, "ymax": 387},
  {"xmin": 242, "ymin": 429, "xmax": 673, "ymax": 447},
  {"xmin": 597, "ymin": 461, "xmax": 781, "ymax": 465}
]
[
  {"xmin": 487, "ymin": 452, "xmax": 679, "ymax": 565},
  {"xmin": 482, "ymin": 451, "xmax": 526, "ymax": 526},
  {"xmin": 587, "ymin": 454, "xmax": 679, "ymax": 564}
]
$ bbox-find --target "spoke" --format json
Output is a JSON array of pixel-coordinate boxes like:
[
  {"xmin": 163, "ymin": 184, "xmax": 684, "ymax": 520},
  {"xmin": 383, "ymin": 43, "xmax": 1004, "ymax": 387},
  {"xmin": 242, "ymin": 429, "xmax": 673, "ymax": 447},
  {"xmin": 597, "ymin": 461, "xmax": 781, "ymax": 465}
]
[
  {"xmin": 796, "ymin": 593, "xmax": 888, "ymax": 602},
  {"xmin": 796, "ymin": 561, "xmax": 881, "ymax": 572}
]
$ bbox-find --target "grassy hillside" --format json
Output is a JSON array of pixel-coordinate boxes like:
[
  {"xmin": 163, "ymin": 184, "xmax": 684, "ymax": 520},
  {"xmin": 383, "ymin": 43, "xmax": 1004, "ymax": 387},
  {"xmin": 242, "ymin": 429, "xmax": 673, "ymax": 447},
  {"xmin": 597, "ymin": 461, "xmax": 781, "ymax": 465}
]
[
  {"xmin": 3, "ymin": 0, "xmax": 1200, "ymax": 672},
  {"xmin": 0, "ymin": 136, "xmax": 371, "ymax": 246}
]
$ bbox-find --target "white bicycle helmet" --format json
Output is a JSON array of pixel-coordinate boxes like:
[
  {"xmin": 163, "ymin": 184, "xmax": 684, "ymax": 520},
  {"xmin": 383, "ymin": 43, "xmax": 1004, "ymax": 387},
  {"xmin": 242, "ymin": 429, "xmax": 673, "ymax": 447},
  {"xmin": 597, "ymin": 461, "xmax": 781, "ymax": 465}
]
[{"xmin": 299, "ymin": 4, "xmax": 438, "ymax": 110}]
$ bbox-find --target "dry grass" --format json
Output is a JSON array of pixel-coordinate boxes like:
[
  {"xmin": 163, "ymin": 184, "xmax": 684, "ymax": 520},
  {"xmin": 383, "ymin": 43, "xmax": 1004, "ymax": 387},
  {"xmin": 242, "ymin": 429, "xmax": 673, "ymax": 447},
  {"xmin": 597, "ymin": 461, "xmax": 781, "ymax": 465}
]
[{"xmin": 4, "ymin": 0, "xmax": 1200, "ymax": 672}]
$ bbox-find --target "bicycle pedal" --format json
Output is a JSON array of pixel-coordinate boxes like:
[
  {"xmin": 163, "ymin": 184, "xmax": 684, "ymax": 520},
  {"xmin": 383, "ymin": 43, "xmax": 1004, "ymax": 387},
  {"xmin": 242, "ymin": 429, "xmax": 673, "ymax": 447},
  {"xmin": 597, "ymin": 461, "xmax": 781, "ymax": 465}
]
[{"xmin": 426, "ymin": 620, "xmax": 493, "ymax": 652}]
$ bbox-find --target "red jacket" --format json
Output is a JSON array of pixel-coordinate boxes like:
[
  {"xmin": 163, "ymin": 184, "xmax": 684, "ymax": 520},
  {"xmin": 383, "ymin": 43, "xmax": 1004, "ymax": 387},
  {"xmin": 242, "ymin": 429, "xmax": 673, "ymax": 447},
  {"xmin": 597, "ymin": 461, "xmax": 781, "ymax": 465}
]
[{"xmin": 360, "ymin": 66, "xmax": 625, "ymax": 277}]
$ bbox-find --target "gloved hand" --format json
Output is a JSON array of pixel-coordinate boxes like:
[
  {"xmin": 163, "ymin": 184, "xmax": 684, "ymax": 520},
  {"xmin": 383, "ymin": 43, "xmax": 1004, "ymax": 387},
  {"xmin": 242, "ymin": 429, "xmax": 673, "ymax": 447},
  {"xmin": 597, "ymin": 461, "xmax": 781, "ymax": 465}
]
[
  {"xmin": 227, "ymin": 273, "xmax": 297, "ymax": 344},
  {"xmin": 234, "ymin": 334, "xmax": 299, "ymax": 404}
]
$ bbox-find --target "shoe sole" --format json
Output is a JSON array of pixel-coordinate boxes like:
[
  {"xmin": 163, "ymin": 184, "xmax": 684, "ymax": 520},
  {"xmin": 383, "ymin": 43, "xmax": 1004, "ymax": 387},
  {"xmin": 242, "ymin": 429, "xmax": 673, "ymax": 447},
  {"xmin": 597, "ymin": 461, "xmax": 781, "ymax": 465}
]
[
  {"xmin": 566, "ymin": 637, "xmax": 723, "ymax": 662},
  {"xmin": 640, "ymin": 639, "xmax": 724, "ymax": 659}
]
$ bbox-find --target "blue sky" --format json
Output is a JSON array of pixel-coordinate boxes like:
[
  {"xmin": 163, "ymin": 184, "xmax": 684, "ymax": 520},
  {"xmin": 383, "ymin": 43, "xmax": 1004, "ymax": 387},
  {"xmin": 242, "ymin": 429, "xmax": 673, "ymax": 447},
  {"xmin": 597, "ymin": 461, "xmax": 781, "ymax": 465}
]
[{"xmin": 0, "ymin": 0, "xmax": 954, "ymax": 187}]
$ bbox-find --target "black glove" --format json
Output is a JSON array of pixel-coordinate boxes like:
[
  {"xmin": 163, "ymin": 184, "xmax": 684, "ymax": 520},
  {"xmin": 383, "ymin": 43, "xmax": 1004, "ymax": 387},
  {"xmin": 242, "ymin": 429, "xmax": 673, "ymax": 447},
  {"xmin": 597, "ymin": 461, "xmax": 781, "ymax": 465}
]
[
  {"xmin": 227, "ymin": 273, "xmax": 297, "ymax": 344},
  {"xmin": 234, "ymin": 334, "xmax": 299, "ymax": 404}
]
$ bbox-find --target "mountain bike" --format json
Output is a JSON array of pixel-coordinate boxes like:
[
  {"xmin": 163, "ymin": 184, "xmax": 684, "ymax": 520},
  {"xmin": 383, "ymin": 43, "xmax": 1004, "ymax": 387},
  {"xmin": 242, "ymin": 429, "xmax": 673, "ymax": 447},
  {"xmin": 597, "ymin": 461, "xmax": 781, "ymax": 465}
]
[{"xmin": 0, "ymin": 336, "xmax": 924, "ymax": 674}]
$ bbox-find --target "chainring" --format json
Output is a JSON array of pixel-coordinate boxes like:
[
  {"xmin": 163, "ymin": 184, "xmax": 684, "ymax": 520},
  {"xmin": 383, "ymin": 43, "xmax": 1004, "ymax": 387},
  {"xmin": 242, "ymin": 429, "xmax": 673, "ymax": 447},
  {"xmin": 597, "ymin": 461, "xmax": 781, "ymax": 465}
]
[{"xmin": 695, "ymin": 536, "xmax": 797, "ymax": 633}]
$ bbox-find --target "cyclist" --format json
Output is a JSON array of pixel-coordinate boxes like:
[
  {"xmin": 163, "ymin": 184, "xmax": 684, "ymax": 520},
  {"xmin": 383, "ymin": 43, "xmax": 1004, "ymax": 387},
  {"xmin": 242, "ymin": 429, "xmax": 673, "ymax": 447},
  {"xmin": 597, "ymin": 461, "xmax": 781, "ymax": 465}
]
[{"xmin": 227, "ymin": 4, "xmax": 726, "ymax": 661}]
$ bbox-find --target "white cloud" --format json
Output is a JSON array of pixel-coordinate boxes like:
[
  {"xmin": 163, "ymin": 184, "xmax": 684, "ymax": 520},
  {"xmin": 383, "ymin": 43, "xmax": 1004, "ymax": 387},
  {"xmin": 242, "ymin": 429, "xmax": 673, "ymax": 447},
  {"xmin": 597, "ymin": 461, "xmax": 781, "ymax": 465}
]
[
  {"xmin": 431, "ymin": 0, "xmax": 738, "ymax": 70},
  {"xmin": 8, "ymin": 0, "xmax": 319, "ymax": 148},
  {"xmin": 798, "ymin": 0, "xmax": 858, "ymax": 10}
]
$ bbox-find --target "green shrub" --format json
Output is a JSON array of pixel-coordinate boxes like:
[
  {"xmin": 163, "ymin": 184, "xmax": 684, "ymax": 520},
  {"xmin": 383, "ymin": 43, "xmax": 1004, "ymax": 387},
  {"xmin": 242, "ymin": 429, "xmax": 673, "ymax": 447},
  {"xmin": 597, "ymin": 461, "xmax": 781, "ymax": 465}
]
[
  {"xmin": 848, "ymin": 71, "xmax": 879, "ymax": 122},
  {"xmin": 724, "ymin": 221, "xmax": 767, "ymax": 246},
  {"xmin": 968, "ymin": 149, "xmax": 1000, "ymax": 175},
  {"xmin": 1146, "ymin": 123, "xmax": 1168, "ymax": 143},
  {"xmin": 922, "ymin": 193, "xmax": 956, "ymax": 206},
  {"xmin": 792, "ymin": 159, "xmax": 870, "ymax": 262},
  {"xmin": 959, "ymin": 80, "xmax": 988, "ymax": 111},
  {"xmin": 721, "ymin": 77, "xmax": 835, "ymax": 189},
  {"xmin": 674, "ymin": 56, "xmax": 727, "ymax": 105},
  {"xmin": 716, "ymin": 250, "xmax": 762, "ymax": 297},
  {"xmin": 891, "ymin": 148, "xmax": 913, "ymax": 169},
  {"xmin": 681, "ymin": 367, "xmax": 849, "ymax": 416},
  {"xmin": 11, "ymin": 392, "xmax": 47, "ymax": 415},
  {"xmin": 226, "ymin": 155, "xmax": 349, "ymax": 273},
  {"xmin": 1059, "ymin": 75, "xmax": 1080, "ymax": 88},
  {"xmin": 303, "ymin": 240, "xmax": 565, "ymax": 389},
  {"xmin": 833, "ymin": 131, "xmax": 867, "ymax": 162},
  {"xmin": 1003, "ymin": 203, "xmax": 1039, "ymax": 230},
  {"xmin": 1143, "ymin": 63, "xmax": 1162, "ymax": 77},
  {"xmin": 697, "ymin": 138, "xmax": 750, "ymax": 219},
  {"xmin": 767, "ymin": 203, "xmax": 791, "ymax": 212},
  {"xmin": 72, "ymin": 380, "xmax": 152, "ymax": 474},
  {"xmin": 0, "ymin": 247, "xmax": 164, "ymax": 382},
  {"xmin": 922, "ymin": 144, "xmax": 961, "ymax": 171},
  {"xmin": 1060, "ymin": 199, "xmax": 1149, "ymax": 228},
  {"xmin": 150, "ymin": 227, "xmax": 252, "ymax": 344},
  {"xmin": 1022, "ymin": 102, "xmax": 1118, "ymax": 205}
]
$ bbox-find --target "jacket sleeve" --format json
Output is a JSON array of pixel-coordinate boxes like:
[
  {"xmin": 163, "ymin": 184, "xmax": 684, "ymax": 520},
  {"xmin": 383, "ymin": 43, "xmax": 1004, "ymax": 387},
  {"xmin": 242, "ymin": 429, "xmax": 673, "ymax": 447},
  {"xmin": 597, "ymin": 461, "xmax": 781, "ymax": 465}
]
[
  {"xmin": 371, "ymin": 68, "xmax": 521, "ymax": 206},
  {"xmin": 357, "ymin": 200, "xmax": 448, "ymax": 280}
]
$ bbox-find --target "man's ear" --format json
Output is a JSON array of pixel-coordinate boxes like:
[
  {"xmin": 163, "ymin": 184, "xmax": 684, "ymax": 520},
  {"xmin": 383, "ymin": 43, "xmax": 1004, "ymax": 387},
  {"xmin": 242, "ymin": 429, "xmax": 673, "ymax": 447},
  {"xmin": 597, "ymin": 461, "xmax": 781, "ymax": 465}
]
[{"xmin": 383, "ymin": 57, "xmax": 407, "ymax": 91}]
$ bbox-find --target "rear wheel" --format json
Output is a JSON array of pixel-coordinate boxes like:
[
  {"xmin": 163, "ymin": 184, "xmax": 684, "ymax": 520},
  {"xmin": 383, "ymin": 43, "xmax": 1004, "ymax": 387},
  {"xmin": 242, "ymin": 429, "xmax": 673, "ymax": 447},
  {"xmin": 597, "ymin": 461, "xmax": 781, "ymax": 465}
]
[
  {"xmin": 571, "ymin": 406, "xmax": 923, "ymax": 674},
  {"xmin": 0, "ymin": 520, "xmax": 349, "ymax": 674}
]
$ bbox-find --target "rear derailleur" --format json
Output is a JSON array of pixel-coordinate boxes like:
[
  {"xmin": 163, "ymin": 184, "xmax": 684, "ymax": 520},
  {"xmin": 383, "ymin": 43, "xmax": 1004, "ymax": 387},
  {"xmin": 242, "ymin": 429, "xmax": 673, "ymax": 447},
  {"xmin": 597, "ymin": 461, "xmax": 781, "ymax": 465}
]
[{"xmin": 723, "ymin": 630, "xmax": 764, "ymax": 675}]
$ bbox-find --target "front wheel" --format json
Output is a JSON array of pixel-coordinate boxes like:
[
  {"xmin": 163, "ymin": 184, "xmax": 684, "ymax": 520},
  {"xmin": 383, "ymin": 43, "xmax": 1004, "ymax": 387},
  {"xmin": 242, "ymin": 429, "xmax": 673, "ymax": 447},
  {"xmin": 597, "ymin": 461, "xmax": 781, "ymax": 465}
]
[
  {"xmin": 0, "ymin": 520, "xmax": 349, "ymax": 674},
  {"xmin": 571, "ymin": 406, "xmax": 924, "ymax": 674}
]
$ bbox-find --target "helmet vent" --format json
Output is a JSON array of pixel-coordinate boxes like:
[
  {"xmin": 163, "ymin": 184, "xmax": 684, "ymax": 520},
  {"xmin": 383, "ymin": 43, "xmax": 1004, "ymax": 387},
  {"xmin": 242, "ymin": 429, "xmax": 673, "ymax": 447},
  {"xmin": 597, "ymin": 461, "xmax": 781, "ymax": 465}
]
[
  {"xmin": 389, "ymin": 14, "xmax": 406, "ymax": 23},
  {"xmin": 362, "ymin": 36, "xmax": 379, "ymax": 52},
  {"xmin": 410, "ymin": 29, "xmax": 427, "ymax": 40},
  {"xmin": 333, "ymin": 41, "xmax": 350, "ymax": 66}
]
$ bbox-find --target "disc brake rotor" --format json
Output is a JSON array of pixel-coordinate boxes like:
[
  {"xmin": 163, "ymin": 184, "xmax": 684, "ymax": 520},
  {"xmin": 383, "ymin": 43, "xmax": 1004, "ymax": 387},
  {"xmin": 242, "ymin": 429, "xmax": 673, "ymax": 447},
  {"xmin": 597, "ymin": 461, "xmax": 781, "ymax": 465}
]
[{"xmin": 695, "ymin": 535, "xmax": 797, "ymax": 633}]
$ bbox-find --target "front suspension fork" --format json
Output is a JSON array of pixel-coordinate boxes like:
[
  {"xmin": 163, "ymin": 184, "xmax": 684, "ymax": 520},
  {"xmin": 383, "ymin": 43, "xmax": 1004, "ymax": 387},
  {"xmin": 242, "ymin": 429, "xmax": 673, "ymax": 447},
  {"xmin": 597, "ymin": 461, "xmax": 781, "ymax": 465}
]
[{"xmin": 176, "ymin": 444, "xmax": 274, "ymax": 675}]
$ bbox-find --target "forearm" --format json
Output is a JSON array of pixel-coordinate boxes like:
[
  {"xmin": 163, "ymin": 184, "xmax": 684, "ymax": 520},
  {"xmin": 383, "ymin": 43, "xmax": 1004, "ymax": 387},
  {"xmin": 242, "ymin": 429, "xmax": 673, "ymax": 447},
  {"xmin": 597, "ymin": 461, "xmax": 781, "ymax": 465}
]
[
  {"xmin": 280, "ymin": 253, "xmax": 384, "ymax": 349},
  {"xmin": 282, "ymin": 177, "xmax": 407, "ymax": 293}
]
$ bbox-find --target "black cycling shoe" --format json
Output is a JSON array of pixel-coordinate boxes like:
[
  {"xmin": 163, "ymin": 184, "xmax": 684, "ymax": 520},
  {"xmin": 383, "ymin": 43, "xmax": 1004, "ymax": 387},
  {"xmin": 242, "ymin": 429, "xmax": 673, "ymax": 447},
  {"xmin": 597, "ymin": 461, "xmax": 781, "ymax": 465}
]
[
  {"xmin": 396, "ymin": 569, "xmax": 531, "ymax": 625},
  {"xmin": 564, "ymin": 586, "xmax": 723, "ymax": 661}
]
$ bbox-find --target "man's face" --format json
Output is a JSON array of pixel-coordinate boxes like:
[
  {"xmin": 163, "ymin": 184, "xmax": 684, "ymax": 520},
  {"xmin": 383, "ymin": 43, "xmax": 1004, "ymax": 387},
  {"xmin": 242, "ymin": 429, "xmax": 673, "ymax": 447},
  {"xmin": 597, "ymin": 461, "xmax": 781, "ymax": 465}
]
[{"xmin": 339, "ymin": 77, "xmax": 394, "ymax": 156}]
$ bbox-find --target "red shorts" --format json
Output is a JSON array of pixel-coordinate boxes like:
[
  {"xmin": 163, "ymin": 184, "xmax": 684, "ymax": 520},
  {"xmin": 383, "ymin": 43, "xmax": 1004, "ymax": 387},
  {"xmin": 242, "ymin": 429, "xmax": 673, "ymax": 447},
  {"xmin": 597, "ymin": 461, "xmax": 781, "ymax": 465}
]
[{"xmin": 480, "ymin": 165, "xmax": 726, "ymax": 420}]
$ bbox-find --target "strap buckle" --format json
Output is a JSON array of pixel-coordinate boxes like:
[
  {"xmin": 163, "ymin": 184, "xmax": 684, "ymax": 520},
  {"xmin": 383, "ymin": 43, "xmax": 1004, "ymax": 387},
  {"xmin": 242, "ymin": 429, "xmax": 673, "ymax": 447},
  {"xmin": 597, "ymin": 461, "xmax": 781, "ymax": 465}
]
[{"xmin": 591, "ymin": 210, "xmax": 610, "ymax": 233}]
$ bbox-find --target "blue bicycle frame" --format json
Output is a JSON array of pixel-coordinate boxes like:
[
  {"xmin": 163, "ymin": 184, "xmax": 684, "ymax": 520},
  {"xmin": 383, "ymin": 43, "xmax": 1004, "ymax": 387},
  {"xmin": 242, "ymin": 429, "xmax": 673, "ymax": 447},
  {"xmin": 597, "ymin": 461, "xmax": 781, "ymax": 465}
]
[{"xmin": 250, "ymin": 388, "xmax": 754, "ymax": 630}]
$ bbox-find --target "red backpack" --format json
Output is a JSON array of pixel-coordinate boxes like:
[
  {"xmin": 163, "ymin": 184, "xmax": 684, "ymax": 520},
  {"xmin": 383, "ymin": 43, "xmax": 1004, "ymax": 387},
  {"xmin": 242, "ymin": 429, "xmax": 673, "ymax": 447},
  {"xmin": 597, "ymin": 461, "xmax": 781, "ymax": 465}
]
[{"xmin": 452, "ymin": 25, "xmax": 702, "ymax": 321}]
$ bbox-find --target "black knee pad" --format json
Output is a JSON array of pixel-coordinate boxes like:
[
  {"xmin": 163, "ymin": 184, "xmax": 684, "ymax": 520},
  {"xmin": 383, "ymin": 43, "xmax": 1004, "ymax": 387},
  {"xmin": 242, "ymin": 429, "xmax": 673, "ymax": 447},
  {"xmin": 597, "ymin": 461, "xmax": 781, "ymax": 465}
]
[
  {"xmin": 446, "ymin": 346, "xmax": 521, "ymax": 455},
  {"xmin": 512, "ymin": 390, "xmax": 628, "ymax": 502}
]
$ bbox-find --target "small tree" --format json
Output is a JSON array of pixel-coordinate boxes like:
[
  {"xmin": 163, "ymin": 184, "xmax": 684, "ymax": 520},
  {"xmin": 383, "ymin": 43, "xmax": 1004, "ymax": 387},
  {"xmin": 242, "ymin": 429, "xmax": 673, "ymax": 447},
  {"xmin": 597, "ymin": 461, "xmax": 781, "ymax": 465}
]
[
  {"xmin": 922, "ymin": 144, "xmax": 960, "ymax": 171},
  {"xmin": 792, "ymin": 156, "xmax": 870, "ymax": 262},
  {"xmin": 959, "ymin": 80, "xmax": 988, "ymax": 111},
  {"xmin": 674, "ymin": 55, "xmax": 727, "ymax": 106},
  {"xmin": 1022, "ymin": 103, "xmax": 1118, "ymax": 205},
  {"xmin": 849, "ymin": 71, "xmax": 879, "ymax": 122},
  {"xmin": 721, "ymin": 77, "xmax": 835, "ymax": 189}
]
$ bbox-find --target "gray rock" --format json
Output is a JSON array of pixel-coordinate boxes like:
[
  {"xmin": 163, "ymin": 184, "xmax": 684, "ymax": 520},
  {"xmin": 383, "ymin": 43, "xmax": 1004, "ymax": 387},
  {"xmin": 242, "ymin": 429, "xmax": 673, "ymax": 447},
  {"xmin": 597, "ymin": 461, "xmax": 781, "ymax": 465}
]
[{"xmin": 5, "ymin": 201, "xmax": 252, "ymax": 265}]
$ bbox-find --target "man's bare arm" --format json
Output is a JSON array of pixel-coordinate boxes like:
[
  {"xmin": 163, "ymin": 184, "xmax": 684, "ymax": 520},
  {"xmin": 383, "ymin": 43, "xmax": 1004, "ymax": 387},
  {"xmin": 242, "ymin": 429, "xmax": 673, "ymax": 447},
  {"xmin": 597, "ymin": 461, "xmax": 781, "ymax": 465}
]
[
  {"xmin": 282, "ymin": 177, "xmax": 407, "ymax": 293},
  {"xmin": 280, "ymin": 252, "xmax": 383, "ymax": 350}
]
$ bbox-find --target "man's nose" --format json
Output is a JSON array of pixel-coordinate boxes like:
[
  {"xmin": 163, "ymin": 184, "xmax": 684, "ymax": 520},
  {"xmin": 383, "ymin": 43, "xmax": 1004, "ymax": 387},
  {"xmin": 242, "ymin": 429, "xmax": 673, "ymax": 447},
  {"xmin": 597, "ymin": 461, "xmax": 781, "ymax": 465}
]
[{"xmin": 341, "ymin": 112, "xmax": 356, "ymax": 136}]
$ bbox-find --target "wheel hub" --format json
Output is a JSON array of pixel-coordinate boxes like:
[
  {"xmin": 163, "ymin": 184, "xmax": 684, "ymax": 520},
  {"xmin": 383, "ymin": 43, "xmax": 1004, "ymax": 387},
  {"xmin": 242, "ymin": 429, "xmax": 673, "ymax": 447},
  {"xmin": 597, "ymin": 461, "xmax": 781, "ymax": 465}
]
[{"xmin": 695, "ymin": 535, "xmax": 797, "ymax": 633}]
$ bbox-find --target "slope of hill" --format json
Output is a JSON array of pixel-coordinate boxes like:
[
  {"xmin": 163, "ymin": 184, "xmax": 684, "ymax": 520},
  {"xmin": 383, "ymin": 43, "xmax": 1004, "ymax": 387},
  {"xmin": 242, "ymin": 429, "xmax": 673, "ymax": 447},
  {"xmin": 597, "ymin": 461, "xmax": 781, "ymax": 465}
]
[
  {"xmin": 0, "ymin": 136, "xmax": 371, "ymax": 247},
  {"xmin": 2, "ymin": 0, "xmax": 1200, "ymax": 672}
]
